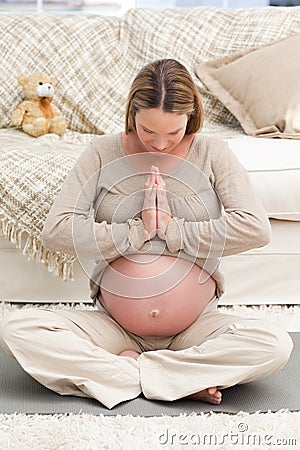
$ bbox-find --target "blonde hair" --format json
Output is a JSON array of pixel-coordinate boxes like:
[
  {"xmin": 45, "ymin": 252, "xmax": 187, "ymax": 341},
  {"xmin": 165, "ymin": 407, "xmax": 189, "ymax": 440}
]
[{"xmin": 125, "ymin": 59, "xmax": 204, "ymax": 135}]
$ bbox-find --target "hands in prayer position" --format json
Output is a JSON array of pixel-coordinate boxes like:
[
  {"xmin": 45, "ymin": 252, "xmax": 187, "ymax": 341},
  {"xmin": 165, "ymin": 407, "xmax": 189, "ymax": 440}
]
[{"xmin": 142, "ymin": 165, "xmax": 172, "ymax": 242}]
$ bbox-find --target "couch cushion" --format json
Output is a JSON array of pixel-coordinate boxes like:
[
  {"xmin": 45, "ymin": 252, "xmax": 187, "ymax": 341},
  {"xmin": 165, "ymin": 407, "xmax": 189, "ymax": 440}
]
[
  {"xmin": 226, "ymin": 136, "xmax": 300, "ymax": 221},
  {"xmin": 195, "ymin": 33, "xmax": 300, "ymax": 138},
  {"xmin": 220, "ymin": 219, "xmax": 300, "ymax": 305},
  {"xmin": 0, "ymin": 236, "xmax": 90, "ymax": 303}
]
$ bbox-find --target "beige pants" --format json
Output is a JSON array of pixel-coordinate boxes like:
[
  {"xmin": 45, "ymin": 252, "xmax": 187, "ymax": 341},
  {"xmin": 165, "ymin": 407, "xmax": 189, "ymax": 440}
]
[{"xmin": 0, "ymin": 299, "xmax": 293, "ymax": 409}]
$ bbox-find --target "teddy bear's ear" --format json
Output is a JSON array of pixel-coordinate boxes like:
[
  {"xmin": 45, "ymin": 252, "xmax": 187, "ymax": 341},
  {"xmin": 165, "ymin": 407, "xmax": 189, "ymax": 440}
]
[
  {"xmin": 18, "ymin": 73, "xmax": 29, "ymax": 86},
  {"xmin": 49, "ymin": 76, "xmax": 57, "ymax": 86}
]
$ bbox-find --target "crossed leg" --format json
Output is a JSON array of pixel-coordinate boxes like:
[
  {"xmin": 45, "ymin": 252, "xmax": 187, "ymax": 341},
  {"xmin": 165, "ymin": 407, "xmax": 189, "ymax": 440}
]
[
  {"xmin": 119, "ymin": 348, "xmax": 222, "ymax": 405},
  {"xmin": 138, "ymin": 310, "xmax": 293, "ymax": 403}
]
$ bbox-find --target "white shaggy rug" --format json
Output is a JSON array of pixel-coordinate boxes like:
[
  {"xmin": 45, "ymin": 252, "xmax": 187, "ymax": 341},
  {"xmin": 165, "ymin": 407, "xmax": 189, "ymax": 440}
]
[
  {"xmin": 0, "ymin": 410, "xmax": 299, "ymax": 450},
  {"xmin": 1, "ymin": 302, "xmax": 300, "ymax": 450}
]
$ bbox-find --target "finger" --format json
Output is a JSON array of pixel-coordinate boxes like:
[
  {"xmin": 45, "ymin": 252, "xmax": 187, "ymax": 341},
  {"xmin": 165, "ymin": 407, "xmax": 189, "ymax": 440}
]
[
  {"xmin": 150, "ymin": 166, "xmax": 160, "ymax": 186},
  {"xmin": 156, "ymin": 185, "xmax": 166, "ymax": 207},
  {"xmin": 143, "ymin": 186, "xmax": 157, "ymax": 209},
  {"xmin": 157, "ymin": 186, "xmax": 171, "ymax": 214},
  {"xmin": 145, "ymin": 178, "xmax": 157, "ymax": 196},
  {"xmin": 146, "ymin": 166, "xmax": 157, "ymax": 187},
  {"xmin": 144, "ymin": 185, "xmax": 156, "ymax": 199},
  {"xmin": 155, "ymin": 168, "xmax": 167, "ymax": 190},
  {"xmin": 157, "ymin": 177, "xmax": 166, "ymax": 189},
  {"xmin": 156, "ymin": 173, "xmax": 166, "ymax": 190}
]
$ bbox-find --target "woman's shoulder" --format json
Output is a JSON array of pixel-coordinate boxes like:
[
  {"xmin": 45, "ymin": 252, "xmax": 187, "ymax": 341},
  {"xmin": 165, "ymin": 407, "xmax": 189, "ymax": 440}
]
[
  {"xmin": 191, "ymin": 133, "xmax": 229, "ymax": 163},
  {"xmin": 193, "ymin": 133, "xmax": 227, "ymax": 151},
  {"xmin": 82, "ymin": 132, "xmax": 123, "ymax": 165},
  {"xmin": 90, "ymin": 132, "xmax": 123, "ymax": 153},
  {"xmin": 73, "ymin": 133, "xmax": 123, "ymax": 174}
]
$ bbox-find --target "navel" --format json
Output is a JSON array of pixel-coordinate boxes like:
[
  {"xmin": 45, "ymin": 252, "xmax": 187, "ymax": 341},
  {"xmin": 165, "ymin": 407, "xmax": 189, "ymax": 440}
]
[{"xmin": 149, "ymin": 309, "xmax": 160, "ymax": 318}]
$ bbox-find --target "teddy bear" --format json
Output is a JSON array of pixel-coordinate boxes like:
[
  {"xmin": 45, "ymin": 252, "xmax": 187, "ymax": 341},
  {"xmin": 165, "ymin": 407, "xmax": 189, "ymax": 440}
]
[{"xmin": 11, "ymin": 72, "xmax": 67, "ymax": 137}]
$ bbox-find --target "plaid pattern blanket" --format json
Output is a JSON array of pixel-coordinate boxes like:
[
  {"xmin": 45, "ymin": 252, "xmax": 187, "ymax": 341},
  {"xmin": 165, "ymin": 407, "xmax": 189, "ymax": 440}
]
[{"xmin": 0, "ymin": 130, "xmax": 93, "ymax": 280}]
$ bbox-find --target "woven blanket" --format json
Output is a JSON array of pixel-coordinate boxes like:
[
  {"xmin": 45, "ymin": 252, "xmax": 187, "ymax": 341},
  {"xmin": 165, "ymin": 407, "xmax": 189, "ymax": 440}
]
[{"xmin": 0, "ymin": 129, "xmax": 94, "ymax": 280}]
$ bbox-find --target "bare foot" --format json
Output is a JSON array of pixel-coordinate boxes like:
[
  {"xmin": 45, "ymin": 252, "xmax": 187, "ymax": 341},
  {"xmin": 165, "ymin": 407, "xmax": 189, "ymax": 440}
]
[
  {"xmin": 118, "ymin": 349, "xmax": 140, "ymax": 360},
  {"xmin": 185, "ymin": 386, "xmax": 222, "ymax": 405}
]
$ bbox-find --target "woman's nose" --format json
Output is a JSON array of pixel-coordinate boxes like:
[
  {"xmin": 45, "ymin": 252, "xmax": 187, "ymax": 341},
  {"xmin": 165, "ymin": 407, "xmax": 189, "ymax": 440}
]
[{"xmin": 153, "ymin": 135, "xmax": 166, "ymax": 149}]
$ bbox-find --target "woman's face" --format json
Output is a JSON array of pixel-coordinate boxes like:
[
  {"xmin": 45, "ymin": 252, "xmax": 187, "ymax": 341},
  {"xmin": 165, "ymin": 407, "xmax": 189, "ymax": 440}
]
[{"xmin": 135, "ymin": 108, "xmax": 188, "ymax": 154}]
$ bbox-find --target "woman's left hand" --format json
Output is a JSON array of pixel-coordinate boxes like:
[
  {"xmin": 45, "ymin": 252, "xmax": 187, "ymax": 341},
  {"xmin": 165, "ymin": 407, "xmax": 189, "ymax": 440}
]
[{"xmin": 153, "ymin": 166, "xmax": 172, "ymax": 240}]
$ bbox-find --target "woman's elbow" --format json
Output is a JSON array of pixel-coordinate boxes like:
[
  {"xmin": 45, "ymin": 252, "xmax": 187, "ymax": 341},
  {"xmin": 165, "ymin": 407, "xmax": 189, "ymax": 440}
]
[
  {"xmin": 41, "ymin": 225, "xmax": 57, "ymax": 252},
  {"xmin": 41, "ymin": 217, "xmax": 63, "ymax": 253},
  {"xmin": 254, "ymin": 216, "xmax": 272, "ymax": 248},
  {"xmin": 41, "ymin": 217, "xmax": 76, "ymax": 256}
]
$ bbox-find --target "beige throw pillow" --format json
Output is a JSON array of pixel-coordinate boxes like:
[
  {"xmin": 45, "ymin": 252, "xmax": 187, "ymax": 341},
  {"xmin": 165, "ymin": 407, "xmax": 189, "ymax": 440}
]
[{"xmin": 195, "ymin": 34, "xmax": 300, "ymax": 139}]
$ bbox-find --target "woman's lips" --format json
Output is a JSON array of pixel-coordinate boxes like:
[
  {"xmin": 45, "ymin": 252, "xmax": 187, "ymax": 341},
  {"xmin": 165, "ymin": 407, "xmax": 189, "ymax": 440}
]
[{"xmin": 151, "ymin": 146, "xmax": 167, "ymax": 152}]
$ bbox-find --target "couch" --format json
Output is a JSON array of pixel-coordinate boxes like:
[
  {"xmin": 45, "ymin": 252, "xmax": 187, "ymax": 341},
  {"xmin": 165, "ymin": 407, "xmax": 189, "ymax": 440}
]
[{"xmin": 0, "ymin": 6, "xmax": 299, "ymax": 306}]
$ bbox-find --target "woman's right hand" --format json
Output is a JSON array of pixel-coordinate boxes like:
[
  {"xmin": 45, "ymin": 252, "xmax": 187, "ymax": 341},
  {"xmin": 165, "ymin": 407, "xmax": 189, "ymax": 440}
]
[{"xmin": 142, "ymin": 166, "xmax": 157, "ymax": 241}]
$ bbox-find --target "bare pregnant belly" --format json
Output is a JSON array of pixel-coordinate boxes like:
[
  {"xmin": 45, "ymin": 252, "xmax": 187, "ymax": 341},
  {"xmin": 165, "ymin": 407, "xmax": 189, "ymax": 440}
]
[{"xmin": 100, "ymin": 254, "xmax": 216, "ymax": 337}]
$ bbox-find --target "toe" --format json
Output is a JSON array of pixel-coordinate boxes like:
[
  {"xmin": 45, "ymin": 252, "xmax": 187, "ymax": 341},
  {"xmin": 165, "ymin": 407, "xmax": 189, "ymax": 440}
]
[{"xmin": 207, "ymin": 387, "xmax": 222, "ymax": 404}]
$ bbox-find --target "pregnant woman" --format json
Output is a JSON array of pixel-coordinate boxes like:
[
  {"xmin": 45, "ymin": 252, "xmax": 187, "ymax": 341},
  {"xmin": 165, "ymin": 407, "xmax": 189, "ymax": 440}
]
[{"xmin": 0, "ymin": 59, "xmax": 293, "ymax": 409}]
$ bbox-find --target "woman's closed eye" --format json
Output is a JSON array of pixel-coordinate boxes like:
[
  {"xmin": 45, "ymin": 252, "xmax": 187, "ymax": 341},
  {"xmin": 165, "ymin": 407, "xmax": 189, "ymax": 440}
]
[
  {"xmin": 143, "ymin": 127, "xmax": 153, "ymax": 134},
  {"xmin": 142, "ymin": 128, "xmax": 181, "ymax": 136}
]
